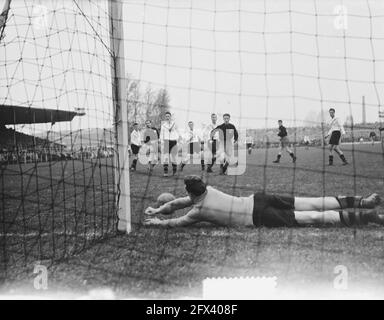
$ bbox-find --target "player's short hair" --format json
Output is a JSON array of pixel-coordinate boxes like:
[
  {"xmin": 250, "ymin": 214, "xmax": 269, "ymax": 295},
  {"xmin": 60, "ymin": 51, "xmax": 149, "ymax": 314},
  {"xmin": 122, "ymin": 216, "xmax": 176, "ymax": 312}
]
[
  {"xmin": 329, "ymin": 108, "xmax": 335, "ymax": 112},
  {"xmin": 165, "ymin": 111, "xmax": 171, "ymax": 116},
  {"xmin": 211, "ymin": 113, "xmax": 217, "ymax": 117},
  {"xmin": 184, "ymin": 175, "xmax": 207, "ymax": 197},
  {"xmin": 278, "ymin": 119, "xmax": 283, "ymax": 123},
  {"xmin": 133, "ymin": 122, "xmax": 138, "ymax": 126},
  {"xmin": 188, "ymin": 121, "xmax": 193, "ymax": 124},
  {"xmin": 223, "ymin": 113, "xmax": 230, "ymax": 118}
]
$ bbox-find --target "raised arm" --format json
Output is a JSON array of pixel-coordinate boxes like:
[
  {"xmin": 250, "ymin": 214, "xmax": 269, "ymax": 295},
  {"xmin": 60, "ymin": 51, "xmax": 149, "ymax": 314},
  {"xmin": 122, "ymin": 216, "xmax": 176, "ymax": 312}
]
[
  {"xmin": 325, "ymin": 125, "xmax": 332, "ymax": 138},
  {"xmin": 339, "ymin": 118, "xmax": 346, "ymax": 135},
  {"xmin": 233, "ymin": 125, "xmax": 239, "ymax": 142},
  {"xmin": 145, "ymin": 196, "xmax": 192, "ymax": 216},
  {"xmin": 160, "ymin": 124, "xmax": 165, "ymax": 141}
]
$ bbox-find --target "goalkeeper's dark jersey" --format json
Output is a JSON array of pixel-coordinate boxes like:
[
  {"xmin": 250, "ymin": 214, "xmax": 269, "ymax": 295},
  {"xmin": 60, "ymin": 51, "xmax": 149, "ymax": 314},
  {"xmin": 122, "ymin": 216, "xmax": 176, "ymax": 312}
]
[
  {"xmin": 143, "ymin": 127, "xmax": 159, "ymax": 143},
  {"xmin": 213, "ymin": 123, "xmax": 239, "ymax": 143},
  {"xmin": 278, "ymin": 125, "xmax": 288, "ymax": 138}
]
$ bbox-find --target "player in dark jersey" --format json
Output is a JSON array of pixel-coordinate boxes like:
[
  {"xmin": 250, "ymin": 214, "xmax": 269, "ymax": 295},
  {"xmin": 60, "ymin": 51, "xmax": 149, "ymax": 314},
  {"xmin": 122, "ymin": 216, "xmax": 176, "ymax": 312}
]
[
  {"xmin": 142, "ymin": 120, "xmax": 160, "ymax": 173},
  {"xmin": 369, "ymin": 131, "xmax": 376, "ymax": 146},
  {"xmin": 273, "ymin": 120, "xmax": 296, "ymax": 163},
  {"xmin": 211, "ymin": 113, "xmax": 239, "ymax": 175}
]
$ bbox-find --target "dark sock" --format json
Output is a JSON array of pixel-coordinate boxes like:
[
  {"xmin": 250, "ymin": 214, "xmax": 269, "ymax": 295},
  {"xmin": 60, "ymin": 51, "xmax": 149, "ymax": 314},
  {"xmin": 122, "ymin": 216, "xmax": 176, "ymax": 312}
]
[
  {"xmin": 223, "ymin": 161, "xmax": 229, "ymax": 173},
  {"xmin": 340, "ymin": 154, "xmax": 347, "ymax": 163},
  {"xmin": 172, "ymin": 163, "xmax": 177, "ymax": 174},
  {"xmin": 339, "ymin": 211, "xmax": 367, "ymax": 227},
  {"xmin": 201, "ymin": 160, "xmax": 205, "ymax": 170},
  {"xmin": 361, "ymin": 210, "xmax": 384, "ymax": 226},
  {"xmin": 132, "ymin": 159, "xmax": 137, "ymax": 169},
  {"xmin": 289, "ymin": 153, "xmax": 294, "ymax": 158},
  {"xmin": 164, "ymin": 164, "xmax": 168, "ymax": 174},
  {"xmin": 329, "ymin": 155, "xmax": 334, "ymax": 165},
  {"xmin": 336, "ymin": 196, "xmax": 363, "ymax": 209}
]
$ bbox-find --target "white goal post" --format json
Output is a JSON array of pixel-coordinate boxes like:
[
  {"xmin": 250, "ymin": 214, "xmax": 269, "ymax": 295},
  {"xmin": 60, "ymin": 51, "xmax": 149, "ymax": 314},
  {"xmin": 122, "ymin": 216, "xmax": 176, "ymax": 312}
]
[{"xmin": 109, "ymin": 0, "xmax": 131, "ymax": 234}]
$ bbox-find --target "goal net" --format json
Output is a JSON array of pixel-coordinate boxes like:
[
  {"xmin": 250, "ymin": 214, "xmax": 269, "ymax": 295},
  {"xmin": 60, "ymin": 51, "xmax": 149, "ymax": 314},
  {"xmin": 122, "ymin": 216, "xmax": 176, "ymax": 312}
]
[
  {"xmin": 2, "ymin": 0, "xmax": 384, "ymax": 297},
  {"xmin": 0, "ymin": 0, "xmax": 129, "ymax": 281}
]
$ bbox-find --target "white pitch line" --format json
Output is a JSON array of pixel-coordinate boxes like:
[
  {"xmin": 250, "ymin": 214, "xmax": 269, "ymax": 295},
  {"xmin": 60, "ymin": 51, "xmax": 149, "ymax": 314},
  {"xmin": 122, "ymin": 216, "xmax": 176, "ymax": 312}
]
[{"xmin": 1, "ymin": 231, "xmax": 106, "ymax": 239}]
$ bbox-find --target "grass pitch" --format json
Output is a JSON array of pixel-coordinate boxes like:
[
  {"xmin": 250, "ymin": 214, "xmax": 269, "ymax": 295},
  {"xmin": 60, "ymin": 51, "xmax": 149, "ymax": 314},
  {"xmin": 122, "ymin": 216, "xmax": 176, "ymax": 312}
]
[{"xmin": 1, "ymin": 143, "xmax": 384, "ymax": 298}]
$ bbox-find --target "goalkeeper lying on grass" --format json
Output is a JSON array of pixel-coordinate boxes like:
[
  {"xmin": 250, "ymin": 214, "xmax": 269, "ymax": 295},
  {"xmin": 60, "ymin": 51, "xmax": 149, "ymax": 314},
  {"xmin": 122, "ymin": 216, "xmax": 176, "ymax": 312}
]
[{"xmin": 144, "ymin": 175, "xmax": 383, "ymax": 228}]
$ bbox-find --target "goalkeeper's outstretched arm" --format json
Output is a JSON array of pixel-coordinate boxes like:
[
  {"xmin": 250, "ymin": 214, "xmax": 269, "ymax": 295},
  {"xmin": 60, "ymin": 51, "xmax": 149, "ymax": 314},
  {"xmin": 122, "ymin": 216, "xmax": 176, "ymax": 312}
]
[
  {"xmin": 145, "ymin": 196, "xmax": 192, "ymax": 216},
  {"xmin": 144, "ymin": 208, "xmax": 200, "ymax": 227}
]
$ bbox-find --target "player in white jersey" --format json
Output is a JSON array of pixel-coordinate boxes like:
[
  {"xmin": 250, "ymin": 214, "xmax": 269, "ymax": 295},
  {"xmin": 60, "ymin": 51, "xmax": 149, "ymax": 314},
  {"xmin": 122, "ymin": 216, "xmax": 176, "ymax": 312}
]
[
  {"xmin": 245, "ymin": 136, "xmax": 254, "ymax": 155},
  {"xmin": 324, "ymin": 108, "xmax": 348, "ymax": 166},
  {"xmin": 180, "ymin": 121, "xmax": 205, "ymax": 172},
  {"xmin": 303, "ymin": 135, "xmax": 310, "ymax": 150},
  {"xmin": 205, "ymin": 113, "xmax": 219, "ymax": 173},
  {"xmin": 129, "ymin": 122, "xmax": 142, "ymax": 171},
  {"xmin": 144, "ymin": 175, "xmax": 382, "ymax": 228},
  {"xmin": 160, "ymin": 111, "xmax": 180, "ymax": 176},
  {"xmin": 142, "ymin": 120, "xmax": 160, "ymax": 173}
]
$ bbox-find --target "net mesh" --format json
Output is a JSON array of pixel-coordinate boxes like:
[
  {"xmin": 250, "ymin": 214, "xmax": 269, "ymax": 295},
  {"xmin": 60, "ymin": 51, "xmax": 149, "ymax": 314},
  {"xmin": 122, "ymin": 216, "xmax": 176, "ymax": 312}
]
[
  {"xmin": 1, "ymin": 0, "xmax": 118, "ymax": 281},
  {"xmin": 2, "ymin": 0, "xmax": 384, "ymax": 298}
]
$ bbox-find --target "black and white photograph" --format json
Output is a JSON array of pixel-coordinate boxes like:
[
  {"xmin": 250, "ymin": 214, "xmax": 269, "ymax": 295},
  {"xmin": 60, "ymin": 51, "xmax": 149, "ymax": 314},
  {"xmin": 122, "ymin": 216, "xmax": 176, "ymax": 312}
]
[{"xmin": 1, "ymin": 0, "xmax": 384, "ymax": 303}]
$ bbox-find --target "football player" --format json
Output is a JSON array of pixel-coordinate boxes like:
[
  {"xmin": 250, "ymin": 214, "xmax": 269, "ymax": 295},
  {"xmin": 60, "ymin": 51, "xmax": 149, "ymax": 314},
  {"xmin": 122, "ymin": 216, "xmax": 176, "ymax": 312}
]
[
  {"xmin": 273, "ymin": 120, "xmax": 296, "ymax": 163},
  {"xmin": 324, "ymin": 108, "xmax": 348, "ymax": 165},
  {"xmin": 144, "ymin": 175, "xmax": 382, "ymax": 228}
]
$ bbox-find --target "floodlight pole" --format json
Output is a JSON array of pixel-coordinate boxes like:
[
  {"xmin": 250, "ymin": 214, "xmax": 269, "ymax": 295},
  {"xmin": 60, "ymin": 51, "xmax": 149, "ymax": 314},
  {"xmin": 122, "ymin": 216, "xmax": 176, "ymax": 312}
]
[{"xmin": 109, "ymin": 0, "xmax": 131, "ymax": 233}]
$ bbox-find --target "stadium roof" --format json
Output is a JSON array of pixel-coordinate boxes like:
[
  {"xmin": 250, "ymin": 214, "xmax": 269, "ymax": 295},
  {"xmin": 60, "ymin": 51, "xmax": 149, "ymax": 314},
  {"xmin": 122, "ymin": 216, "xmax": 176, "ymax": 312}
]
[{"xmin": 0, "ymin": 105, "xmax": 85, "ymax": 125}]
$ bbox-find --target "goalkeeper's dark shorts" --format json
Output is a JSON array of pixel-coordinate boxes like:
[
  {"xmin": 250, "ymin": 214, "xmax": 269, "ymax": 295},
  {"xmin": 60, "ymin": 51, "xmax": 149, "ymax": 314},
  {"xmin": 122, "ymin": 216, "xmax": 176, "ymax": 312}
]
[{"xmin": 252, "ymin": 193, "xmax": 298, "ymax": 227}]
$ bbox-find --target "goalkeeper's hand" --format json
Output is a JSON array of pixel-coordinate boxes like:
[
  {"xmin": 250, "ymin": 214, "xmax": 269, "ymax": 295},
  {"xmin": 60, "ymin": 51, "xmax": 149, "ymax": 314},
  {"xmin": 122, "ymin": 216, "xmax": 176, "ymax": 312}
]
[
  {"xmin": 145, "ymin": 206, "xmax": 159, "ymax": 216},
  {"xmin": 143, "ymin": 217, "xmax": 162, "ymax": 226}
]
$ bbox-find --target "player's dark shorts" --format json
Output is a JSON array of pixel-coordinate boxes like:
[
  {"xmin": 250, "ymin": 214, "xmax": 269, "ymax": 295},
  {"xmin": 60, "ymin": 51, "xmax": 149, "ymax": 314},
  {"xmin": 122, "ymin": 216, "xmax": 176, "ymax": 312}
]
[
  {"xmin": 131, "ymin": 144, "xmax": 140, "ymax": 155},
  {"xmin": 163, "ymin": 140, "xmax": 178, "ymax": 155},
  {"xmin": 208, "ymin": 139, "xmax": 217, "ymax": 155},
  {"xmin": 246, "ymin": 143, "xmax": 252, "ymax": 149},
  {"xmin": 188, "ymin": 142, "xmax": 201, "ymax": 154},
  {"xmin": 252, "ymin": 193, "xmax": 298, "ymax": 227},
  {"xmin": 280, "ymin": 136, "xmax": 289, "ymax": 148},
  {"xmin": 329, "ymin": 131, "xmax": 341, "ymax": 145}
]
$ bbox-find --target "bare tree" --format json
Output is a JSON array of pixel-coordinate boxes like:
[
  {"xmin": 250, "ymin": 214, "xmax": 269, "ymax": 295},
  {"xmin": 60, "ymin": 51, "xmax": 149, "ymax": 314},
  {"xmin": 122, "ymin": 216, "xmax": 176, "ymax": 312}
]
[
  {"xmin": 126, "ymin": 76, "xmax": 143, "ymax": 125},
  {"xmin": 143, "ymin": 84, "xmax": 155, "ymax": 121},
  {"xmin": 152, "ymin": 88, "xmax": 171, "ymax": 128},
  {"xmin": 125, "ymin": 74, "xmax": 171, "ymax": 129}
]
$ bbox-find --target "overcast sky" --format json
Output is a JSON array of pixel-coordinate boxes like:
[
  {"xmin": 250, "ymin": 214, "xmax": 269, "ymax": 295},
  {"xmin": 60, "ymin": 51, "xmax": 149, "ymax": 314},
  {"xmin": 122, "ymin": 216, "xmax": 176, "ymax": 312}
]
[{"xmin": 1, "ymin": 0, "xmax": 384, "ymax": 135}]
